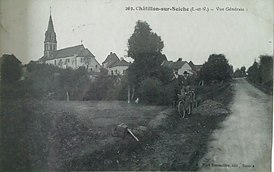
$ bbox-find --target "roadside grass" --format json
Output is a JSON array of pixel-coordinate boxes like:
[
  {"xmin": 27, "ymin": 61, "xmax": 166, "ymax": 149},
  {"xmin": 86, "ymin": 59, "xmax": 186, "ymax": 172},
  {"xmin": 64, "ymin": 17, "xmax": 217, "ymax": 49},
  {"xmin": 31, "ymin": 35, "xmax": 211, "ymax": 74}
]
[
  {"xmin": 0, "ymin": 98, "xmax": 52, "ymax": 172},
  {"xmin": 62, "ymin": 81, "xmax": 234, "ymax": 171}
]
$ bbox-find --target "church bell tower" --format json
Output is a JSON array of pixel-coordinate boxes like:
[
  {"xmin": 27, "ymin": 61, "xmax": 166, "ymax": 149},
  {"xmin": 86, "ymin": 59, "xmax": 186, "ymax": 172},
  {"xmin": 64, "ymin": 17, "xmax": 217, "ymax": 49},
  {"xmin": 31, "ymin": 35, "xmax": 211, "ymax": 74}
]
[{"xmin": 44, "ymin": 10, "xmax": 57, "ymax": 58}]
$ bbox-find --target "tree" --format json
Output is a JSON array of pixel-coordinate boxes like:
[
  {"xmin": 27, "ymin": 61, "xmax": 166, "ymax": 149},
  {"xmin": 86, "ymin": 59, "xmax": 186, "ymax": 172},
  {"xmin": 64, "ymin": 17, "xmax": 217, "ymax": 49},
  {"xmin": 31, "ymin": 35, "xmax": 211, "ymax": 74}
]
[
  {"xmin": 259, "ymin": 55, "xmax": 273, "ymax": 84},
  {"xmin": 0, "ymin": 54, "xmax": 22, "ymax": 83},
  {"xmin": 128, "ymin": 21, "xmax": 164, "ymax": 60},
  {"xmin": 247, "ymin": 61, "xmax": 260, "ymax": 83},
  {"xmin": 200, "ymin": 54, "xmax": 232, "ymax": 84},
  {"xmin": 127, "ymin": 21, "xmax": 169, "ymax": 86}
]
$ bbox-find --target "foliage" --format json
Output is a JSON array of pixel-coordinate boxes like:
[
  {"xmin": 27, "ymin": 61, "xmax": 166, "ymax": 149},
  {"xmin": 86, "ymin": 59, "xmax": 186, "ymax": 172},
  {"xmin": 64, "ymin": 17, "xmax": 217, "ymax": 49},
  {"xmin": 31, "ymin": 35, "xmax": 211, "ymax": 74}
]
[
  {"xmin": 199, "ymin": 54, "xmax": 232, "ymax": 84},
  {"xmin": 0, "ymin": 54, "xmax": 22, "ymax": 83},
  {"xmin": 128, "ymin": 21, "xmax": 164, "ymax": 59},
  {"xmin": 1, "ymin": 99, "xmax": 51, "ymax": 171},
  {"xmin": 247, "ymin": 55, "xmax": 273, "ymax": 89},
  {"xmin": 83, "ymin": 71, "xmax": 127, "ymax": 100},
  {"xmin": 247, "ymin": 61, "xmax": 261, "ymax": 83},
  {"xmin": 137, "ymin": 78, "xmax": 162, "ymax": 104},
  {"xmin": 259, "ymin": 55, "xmax": 273, "ymax": 84},
  {"xmin": 22, "ymin": 63, "xmax": 90, "ymax": 100},
  {"xmin": 233, "ymin": 66, "xmax": 246, "ymax": 78},
  {"xmin": 127, "ymin": 21, "xmax": 170, "ymax": 88},
  {"xmin": 135, "ymin": 77, "xmax": 177, "ymax": 105}
]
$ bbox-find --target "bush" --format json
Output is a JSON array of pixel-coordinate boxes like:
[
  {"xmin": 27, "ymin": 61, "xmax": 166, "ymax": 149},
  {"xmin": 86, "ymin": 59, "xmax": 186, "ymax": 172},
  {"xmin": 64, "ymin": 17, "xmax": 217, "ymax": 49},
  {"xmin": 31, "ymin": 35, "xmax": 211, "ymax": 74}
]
[
  {"xmin": 137, "ymin": 78, "xmax": 162, "ymax": 104},
  {"xmin": 25, "ymin": 63, "xmax": 91, "ymax": 100}
]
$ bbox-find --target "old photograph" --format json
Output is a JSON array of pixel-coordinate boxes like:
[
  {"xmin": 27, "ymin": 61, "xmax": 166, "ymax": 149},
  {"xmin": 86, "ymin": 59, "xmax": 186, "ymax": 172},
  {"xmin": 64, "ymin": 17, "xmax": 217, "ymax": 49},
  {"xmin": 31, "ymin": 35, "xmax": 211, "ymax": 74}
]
[{"xmin": 0, "ymin": 0, "xmax": 273, "ymax": 171}]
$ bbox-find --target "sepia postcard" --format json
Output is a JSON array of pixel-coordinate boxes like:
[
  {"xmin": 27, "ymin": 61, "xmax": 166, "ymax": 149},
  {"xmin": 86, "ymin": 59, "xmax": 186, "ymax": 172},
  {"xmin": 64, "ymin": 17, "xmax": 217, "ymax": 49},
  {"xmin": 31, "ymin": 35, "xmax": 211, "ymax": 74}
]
[{"xmin": 0, "ymin": 0, "xmax": 273, "ymax": 171}]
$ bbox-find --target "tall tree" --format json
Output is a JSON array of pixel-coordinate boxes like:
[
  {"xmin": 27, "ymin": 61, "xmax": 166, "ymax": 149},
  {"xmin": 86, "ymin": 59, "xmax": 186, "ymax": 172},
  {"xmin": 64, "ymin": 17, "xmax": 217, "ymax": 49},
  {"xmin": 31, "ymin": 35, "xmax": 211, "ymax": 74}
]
[
  {"xmin": 259, "ymin": 55, "xmax": 273, "ymax": 84},
  {"xmin": 127, "ymin": 20, "xmax": 169, "ymax": 86},
  {"xmin": 128, "ymin": 21, "xmax": 164, "ymax": 60},
  {"xmin": 247, "ymin": 61, "xmax": 260, "ymax": 83}
]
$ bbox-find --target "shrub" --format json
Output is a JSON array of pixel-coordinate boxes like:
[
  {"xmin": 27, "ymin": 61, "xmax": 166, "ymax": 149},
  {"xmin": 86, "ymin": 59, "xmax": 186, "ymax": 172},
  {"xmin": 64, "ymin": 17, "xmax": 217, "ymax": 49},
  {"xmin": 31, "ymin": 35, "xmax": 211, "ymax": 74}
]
[{"xmin": 137, "ymin": 78, "xmax": 162, "ymax": 104}]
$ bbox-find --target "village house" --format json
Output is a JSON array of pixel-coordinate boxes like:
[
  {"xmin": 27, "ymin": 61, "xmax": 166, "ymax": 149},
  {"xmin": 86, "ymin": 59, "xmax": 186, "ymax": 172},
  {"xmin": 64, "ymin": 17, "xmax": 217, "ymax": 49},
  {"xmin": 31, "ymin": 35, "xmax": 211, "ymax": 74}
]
[
  {"xmin": 102, "ymin": 52, "xmax": 130, "ymax": 75},
  {"xmin": 38, "ymin": 14, "xmax": 101, "ymax": 72},
  {"xmin": 161, "ymin": 59, "xmax": 195, "ymax": 76}
]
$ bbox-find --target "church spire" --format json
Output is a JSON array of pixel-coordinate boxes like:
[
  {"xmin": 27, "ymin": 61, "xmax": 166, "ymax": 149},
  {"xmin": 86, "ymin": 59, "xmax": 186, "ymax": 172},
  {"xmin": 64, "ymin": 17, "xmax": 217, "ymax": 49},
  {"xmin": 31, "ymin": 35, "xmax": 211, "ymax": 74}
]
[
  {"xmin": 45, "ymin": 14, "xmax": 57, "ymax": 43},
  {"xmin": 44, "ymin": 9, "xmax": 57, "ymax": 58}
]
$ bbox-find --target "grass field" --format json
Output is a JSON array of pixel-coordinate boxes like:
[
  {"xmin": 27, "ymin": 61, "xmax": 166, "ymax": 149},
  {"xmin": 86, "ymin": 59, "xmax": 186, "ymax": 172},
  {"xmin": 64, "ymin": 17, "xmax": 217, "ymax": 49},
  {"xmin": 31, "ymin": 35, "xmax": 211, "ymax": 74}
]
[{"xmin": 1, "ymin": 99, "xmax": 167, "ymax": 171}]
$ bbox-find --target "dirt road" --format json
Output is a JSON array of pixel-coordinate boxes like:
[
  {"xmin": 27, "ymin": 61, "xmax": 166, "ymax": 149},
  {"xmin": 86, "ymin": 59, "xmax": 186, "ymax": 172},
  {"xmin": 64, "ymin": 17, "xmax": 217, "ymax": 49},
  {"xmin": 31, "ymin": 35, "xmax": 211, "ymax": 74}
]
[{"xmin": 199, "ymin": 78, "xmax": 272, "ymax": 172}]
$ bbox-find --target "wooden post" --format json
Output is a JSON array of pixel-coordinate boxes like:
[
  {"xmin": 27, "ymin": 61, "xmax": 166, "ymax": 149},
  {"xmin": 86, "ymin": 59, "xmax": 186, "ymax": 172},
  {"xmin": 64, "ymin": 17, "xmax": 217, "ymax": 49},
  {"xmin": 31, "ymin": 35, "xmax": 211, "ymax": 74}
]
[
  {"xmin": 127, "ymin": 84, "xmax": 130, "ymax": 104},
  {"xmin": 66, "ymin": 91, "xmax": 70, "ymax": 101}
]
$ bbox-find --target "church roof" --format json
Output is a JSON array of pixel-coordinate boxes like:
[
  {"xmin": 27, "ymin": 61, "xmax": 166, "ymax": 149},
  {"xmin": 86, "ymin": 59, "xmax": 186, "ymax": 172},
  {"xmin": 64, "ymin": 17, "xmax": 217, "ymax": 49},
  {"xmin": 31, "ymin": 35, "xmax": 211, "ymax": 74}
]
[
  {"xmin": 44, "ymin": 15, "xmax": 57, "ymax": 43},
  {"xmin": 109, "ymin": 59, "xmax": 130, "ymax": 68},
  {"xmin": 40, "ymin": 44, "xmax": 95, "ymax": 61},
  {"xmin": 77, "ymin": 48, "xmax": 95, "ymax": 57}
]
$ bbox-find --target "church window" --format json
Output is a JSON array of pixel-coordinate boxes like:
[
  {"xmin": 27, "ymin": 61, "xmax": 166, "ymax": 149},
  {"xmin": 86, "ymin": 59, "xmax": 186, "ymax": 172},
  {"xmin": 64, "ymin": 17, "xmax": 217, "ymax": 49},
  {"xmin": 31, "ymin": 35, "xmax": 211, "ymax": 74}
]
[{"xmin": 96, "ymin": 65, "xmax": 98, "ymax": 68}]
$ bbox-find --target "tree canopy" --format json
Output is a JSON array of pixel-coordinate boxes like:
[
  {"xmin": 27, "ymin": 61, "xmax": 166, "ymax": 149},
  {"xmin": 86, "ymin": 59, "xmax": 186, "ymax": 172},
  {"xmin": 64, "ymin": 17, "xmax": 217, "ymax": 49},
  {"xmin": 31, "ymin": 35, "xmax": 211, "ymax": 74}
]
[
  {"xmin": 127, "ymin": 21, "xmax": 171, "ymax": 86},
  {"xmin": 128, "ymin": 21, "xmax": 164, "ymax": 60},
  {"xmin": 200, "ymin": 54, "xmax": 232, "ymax": 84},
  {"xmin": 247, "ymin": 55, "xmax": 273, "ymax": 87}
]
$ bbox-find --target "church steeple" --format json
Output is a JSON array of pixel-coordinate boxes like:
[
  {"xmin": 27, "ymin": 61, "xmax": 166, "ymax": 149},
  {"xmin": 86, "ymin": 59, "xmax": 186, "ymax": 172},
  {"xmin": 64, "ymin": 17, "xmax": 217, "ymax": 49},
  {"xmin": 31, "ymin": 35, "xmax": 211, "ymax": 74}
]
[{"xmin": 44, "ymin": 10, "xmax": 57, "ymax": 58}]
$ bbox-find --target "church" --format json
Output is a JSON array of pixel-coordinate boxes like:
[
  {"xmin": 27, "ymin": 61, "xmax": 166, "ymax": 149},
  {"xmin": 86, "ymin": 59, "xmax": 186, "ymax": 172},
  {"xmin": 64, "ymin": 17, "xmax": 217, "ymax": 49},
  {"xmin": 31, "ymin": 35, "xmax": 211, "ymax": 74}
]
[{"xmin": 39, "ymin": 14, "xmax": 101, "ymax": 72}]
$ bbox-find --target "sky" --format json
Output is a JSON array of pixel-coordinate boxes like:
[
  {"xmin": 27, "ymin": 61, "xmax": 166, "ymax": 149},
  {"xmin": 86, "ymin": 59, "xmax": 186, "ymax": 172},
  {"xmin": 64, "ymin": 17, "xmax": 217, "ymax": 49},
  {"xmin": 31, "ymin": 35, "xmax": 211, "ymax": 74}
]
[{"xmin": 0, "ymin": 0, "xmax": 273, "ymax": 69}]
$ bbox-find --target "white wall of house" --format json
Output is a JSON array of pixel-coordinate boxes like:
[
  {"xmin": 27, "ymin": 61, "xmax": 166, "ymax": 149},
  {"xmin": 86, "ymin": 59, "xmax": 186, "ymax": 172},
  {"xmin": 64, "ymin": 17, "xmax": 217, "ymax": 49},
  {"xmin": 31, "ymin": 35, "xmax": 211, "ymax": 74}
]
[
  {"xmin": 45, "ymin": 56, "xmax": 101, "ymax": 72},
  {"xmin": 45, "ymin": 56, "xmax": 76, "ymax": 69},
  {"xmin": 88, "ymin": 58, "xmax": 101, "ymax": 72},
  {"xmin": 108, "ymin": 66, "xmax": 128, "ymax": 75},
  {"xmin": 177, "ymin": 63, "xmax": 194, "ymax": 75}
]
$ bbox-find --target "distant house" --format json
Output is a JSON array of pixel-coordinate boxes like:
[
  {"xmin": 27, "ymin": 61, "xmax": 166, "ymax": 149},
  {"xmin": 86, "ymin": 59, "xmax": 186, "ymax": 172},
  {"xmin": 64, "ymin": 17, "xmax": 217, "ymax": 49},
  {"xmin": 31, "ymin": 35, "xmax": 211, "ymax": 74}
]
[
  {"xmin": 38, "ymin": 13, "xmax": 101, "ymax": 72},
  {"xmin": 108, "ymin": 58, "xmax": 130, "ymax": 75},
  {"xmin": 102, "ymin": 52, "xmax": 120, "ymax": 68},
  {"xmin": 188, "ymin": 61, "xmax": 203, "ymax": 72},
  {"xmin": 162, "ymin": 59, "xmax": 195, "ymax": 76},
  {"xmin": 0, "ymin": 54, "xmax": 22, "ymax": 81},
  {"xmin": 102, "ymin": 52, "xmax": 130, "ymax": 75}
]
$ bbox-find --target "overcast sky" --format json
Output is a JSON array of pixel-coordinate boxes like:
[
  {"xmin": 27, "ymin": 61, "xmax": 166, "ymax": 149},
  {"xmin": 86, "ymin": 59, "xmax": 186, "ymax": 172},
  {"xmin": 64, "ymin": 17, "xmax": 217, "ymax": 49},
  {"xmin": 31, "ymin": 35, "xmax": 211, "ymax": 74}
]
[{"xmin": 0, "ymin": 0, "xmax": 273, "ymax": 69}]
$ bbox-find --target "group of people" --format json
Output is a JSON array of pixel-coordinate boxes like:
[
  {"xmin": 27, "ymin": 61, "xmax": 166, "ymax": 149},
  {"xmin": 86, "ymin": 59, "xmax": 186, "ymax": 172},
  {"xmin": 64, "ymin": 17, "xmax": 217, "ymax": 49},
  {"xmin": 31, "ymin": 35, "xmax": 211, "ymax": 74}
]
[{"xmin": 177, "ymin": 85, "xmax": 197, "ymax": 118}]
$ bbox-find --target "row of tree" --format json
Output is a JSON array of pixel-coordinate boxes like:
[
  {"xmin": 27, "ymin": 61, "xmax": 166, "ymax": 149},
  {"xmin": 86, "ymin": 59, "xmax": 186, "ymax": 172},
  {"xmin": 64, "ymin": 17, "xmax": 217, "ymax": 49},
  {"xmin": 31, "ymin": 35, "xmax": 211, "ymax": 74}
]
[
  {"xmin": 1, "ymin": 20, "xmax": 235, "ymax": 104},
  {"xmin": 246, "ymin": 55, "xmax": 273, "ymax": 89},
  {"xmin": 126, "ymin": 21, "xmax": 233, "ymax": 104}
]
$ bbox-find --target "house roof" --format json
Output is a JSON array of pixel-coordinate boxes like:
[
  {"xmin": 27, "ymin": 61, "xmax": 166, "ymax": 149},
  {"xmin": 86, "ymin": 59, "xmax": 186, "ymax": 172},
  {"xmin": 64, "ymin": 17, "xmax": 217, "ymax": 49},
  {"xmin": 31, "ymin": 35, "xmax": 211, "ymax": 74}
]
[
  {"xmin": 39, "ymin": 44, "xmax": 95, "ymax": 61},
  {"xmin": 188, "ymin": 61, "xmax": 203, "ymax": 71},
  {"xmin": 162, "ymin": 60, "xmax": 187, "ymax": 70},
  {"xmin": 103, "ymin": 52, "xmax": 119, "ymax": 64},
  {"xmin": 102, "ymin": 52, "xmax": 120, "ymax": 66},
  {"xmin": 188, "ymin": 61, "xmax": 195, "ymax": 70},
  {"xmin": 109, "ymin": 59, "xmax": 130, "ymax": 68},
  {"xmin": 0, "ymin": 54, "xmax": 22, "ymax": 73}
]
